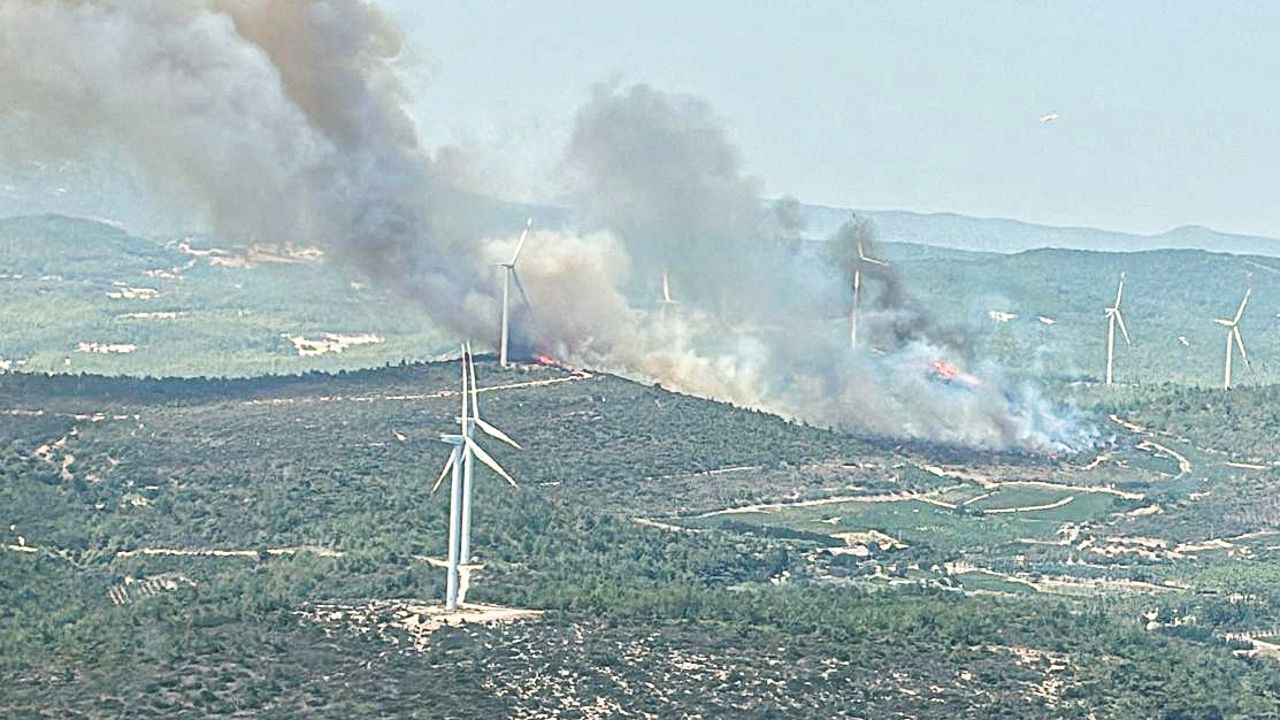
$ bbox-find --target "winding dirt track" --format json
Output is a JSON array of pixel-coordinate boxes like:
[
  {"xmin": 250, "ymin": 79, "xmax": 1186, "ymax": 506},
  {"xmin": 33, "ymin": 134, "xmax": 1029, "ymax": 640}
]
[
  {"xmin": 984, "ymin": 496, "xmax": 1075, "ymax": 514},
  {"xmin": 115, "ymin": 545, "xmax": 343, "ymax": 559},
  {"xmin": 1111, "ymin": 414, "xmax": 1280, "ymax": 470},
  {"xmin": 1136, "ymin": 440, "xmax": 1193, "ymax": 478},
  {"xmin": 241, "ymin": 370, "xmax": 594, "ymax": 408}
]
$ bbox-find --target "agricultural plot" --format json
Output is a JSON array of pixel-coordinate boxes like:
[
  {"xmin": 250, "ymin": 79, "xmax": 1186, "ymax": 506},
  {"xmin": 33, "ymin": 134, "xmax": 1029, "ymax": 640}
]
[{"xmin": 684, "ymin": 484, "xmax": 1135, "ymax": 557}]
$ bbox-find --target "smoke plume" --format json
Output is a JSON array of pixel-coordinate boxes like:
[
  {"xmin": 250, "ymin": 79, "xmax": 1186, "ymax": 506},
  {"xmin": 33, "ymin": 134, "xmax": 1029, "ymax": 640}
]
[
  {"xmin": 0, "ymin": 1, "xmax": 1095, "ymax": 451},
  {"xmin": 0, "ymin": 0, "xmax": 482, "ymax": 330}
]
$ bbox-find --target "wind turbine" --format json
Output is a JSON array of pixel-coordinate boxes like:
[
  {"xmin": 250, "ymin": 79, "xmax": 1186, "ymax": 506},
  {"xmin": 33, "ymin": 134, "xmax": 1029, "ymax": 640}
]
[
  {"xmin": 498, "ymin": 218, "xmax": 534, "ymax": 367},
  {"xmin": 659, "ymin": 270, "xmax": 678, "ymax": 318},
  {"xmin": 431, "ymin": 351, "xmax": 467, "ymax": 611},
  {"xmin": 431, "ymin": 345, "xmax": 520, "ymax": 610},
  {"xmin": 458, "ymin": 342, "xmax": 520, "ymax": 564},
  {"xmin": 1104, "ymin": 273, "xmax": 1131, "ymax": 385},
  {"xmin": 850, "ymin": 240, "xmax": 887, "ymax": 348},
  {"xmin": 1214, "ymin": 287, "xmax": 1251, "ymax": 389}
]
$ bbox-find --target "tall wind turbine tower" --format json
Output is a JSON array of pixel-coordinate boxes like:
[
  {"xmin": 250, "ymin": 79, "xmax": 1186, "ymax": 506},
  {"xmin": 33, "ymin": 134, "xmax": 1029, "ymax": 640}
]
[
  {"xmin": 431, "ymin": 351, "xmax": 469, "ymax": 611},
  {"xmin": 850, "ymin": 240, "xmax": 888, "ymax": 348},
  {"xmin": 1104, "ymin": 273, "xmax": 1131, "ymax": 385},
  {"xmin": 1214, "ymin": 288, "xmax": 1251, "ymax": 389},
  {"xmin": 498, "ymin": 218, "xmax": 534, "ymax": 367},
  {"xmin": 431, "ymin": 346, "xmax": 520, "ymax": 609},
  {"xmin": 459, "ymin": 343, "xmax": 520, "ymax": 563}
]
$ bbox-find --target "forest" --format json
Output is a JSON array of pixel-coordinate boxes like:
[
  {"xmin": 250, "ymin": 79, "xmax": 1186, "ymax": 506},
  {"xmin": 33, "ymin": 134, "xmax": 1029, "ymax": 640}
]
[{"xmin": 4, "ymin": 361, "xmax": 1280, "ymax": 718}]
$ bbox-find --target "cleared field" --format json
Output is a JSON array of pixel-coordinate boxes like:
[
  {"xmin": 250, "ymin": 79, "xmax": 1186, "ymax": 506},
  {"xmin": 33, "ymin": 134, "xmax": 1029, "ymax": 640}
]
[{"xmin": 686, "ymin": 485, "xmax": 1136, "ymax": 553}]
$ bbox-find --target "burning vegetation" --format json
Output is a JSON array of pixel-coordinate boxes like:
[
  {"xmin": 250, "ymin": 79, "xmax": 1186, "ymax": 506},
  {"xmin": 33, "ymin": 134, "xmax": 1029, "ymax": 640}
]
[{"xmin": 0, "ymin": 0, "xmax": 1095, "ymax": 452}]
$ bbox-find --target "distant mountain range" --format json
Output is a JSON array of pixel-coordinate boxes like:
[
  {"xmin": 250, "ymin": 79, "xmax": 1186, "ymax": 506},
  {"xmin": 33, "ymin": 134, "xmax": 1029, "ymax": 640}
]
[
  {"xmin": 5, "ymin": 162, "xmax": 1279, "ymax": 258},
  {"xmin": 797, "ymin": 204, "xmax": 1280, "ymax": 257}
]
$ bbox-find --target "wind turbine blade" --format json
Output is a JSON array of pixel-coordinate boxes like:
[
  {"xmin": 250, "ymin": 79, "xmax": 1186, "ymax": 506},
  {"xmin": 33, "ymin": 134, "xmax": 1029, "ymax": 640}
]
[
  {"xmin": 465, "ymin": 437, "xmax": 518, "ymax": 487},
  {"xmin": 661, "ymin": 271, "xmax": 672, "ymax": 303},
  {"xmin": 1213, "ymin": 318, "xmax": 1234, "ymax": 327},
  {"xmin": 1115, "ymin": 311, "xmax": 1131, "ymax": 345},
  {"xmin": 1114, "ymin": 274, "xmax": 1125, "ymax": 308},
  {"xmin": 475, "ymin": 416, "xmax": 522, "ymax": 449},
  {"xmin": 509, "ymin": 218, "xmax": 533, "ymax": 266},
  {"xmin": 431, "ymin": 451, "xmax": 456, "ymax": 495},
  {"xmin": 511, "ymin": 268, "xmax": 535, "ymax": 313},
  {"xmin": 1234, "ymin": 288, "xmax": 1251, "ymax": 324},
  {"xmin": 857, "ymin": 242, "xmax": 888, "ymax": 266},
  {"xmin": 1234, "ymin": 326, "xmax": 1250, "ymax": 366}
]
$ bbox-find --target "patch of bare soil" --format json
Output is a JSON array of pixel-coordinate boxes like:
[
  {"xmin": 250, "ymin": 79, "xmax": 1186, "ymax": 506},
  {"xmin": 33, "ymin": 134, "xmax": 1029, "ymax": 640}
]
[{"xmin": 298, "ymin": 599, "xmax": 542, "ymax": 652}]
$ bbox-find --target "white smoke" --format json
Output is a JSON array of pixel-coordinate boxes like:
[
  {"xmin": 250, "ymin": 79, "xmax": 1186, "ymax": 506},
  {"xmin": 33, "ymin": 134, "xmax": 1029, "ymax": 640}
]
[{"xmin": 0, "ymin": 1, "xmax": 1096, "ymax": 451}]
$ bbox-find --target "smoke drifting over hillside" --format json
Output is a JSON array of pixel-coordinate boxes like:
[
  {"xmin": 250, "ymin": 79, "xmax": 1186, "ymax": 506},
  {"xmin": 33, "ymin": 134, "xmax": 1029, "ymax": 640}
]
[
  {"xmin": 0, "ymin": 0, "xmax": 1095, "ymax": 450},
  {"xmin": 0, "ymin": 0, "xmax": 481, "ymax": 328}
]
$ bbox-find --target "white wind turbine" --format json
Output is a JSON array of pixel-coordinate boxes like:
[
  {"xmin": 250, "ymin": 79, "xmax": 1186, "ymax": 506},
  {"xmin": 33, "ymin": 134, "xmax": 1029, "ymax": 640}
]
[
  {"xmin": 458, "ymin": 342, "xmax": 520, "ymax": 564},
  {"xmin": 1103, "ymin": 273, "xmax": 1131, "ymax": 385},
  {"xmin": 659, "ymin": 270, "xmax": 678, "ymax": 318},
  {"xmin": 498, "ymin": 218, "xmax": 534, "ymax": 367},
  {"xmin": 1214, "ymin": 287, "xmax": 1251, "ymax": 389},
  {"xmin": 431, "ymin": 345, "xmax": 520, "ymax": 610},
  {"xmin": 850, "ymin": 240, "xmax": 888, "ymax": 348}
]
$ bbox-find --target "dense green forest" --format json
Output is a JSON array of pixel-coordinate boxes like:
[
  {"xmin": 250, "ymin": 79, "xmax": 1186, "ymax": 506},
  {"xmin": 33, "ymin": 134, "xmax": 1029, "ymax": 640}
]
[{"xmin": 4, "ymin": 362, "xmax": 1280, "ymax": 718}]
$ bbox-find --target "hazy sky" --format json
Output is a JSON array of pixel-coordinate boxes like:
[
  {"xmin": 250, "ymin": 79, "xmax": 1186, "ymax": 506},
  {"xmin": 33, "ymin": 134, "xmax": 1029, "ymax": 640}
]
[{"xmin": 384, "ymin": 1, "xmax": 1280, "ymax": 238}]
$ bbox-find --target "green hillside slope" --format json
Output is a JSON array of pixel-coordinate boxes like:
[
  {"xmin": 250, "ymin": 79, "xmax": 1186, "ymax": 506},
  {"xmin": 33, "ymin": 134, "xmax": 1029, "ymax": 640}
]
[
  {"xmin": 3, "ymin": 214, "xmax": 1279, "ymax": 391},
  {"xmin": 5, "ymin": 362, "xmax": 1280, "ymax": 717}
]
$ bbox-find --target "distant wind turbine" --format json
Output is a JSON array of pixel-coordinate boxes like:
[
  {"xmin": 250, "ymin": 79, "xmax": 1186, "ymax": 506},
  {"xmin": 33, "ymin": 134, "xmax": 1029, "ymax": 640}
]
[
  {"xmin": 1040, "ymin": 112, "xmax": 1059, "ymax": 124},
  {"xmin": 850, "ymin": 240, "xmax": 888, "ymax": 348},
  {"xmin": 659, "ymin": 270, "xmax": 678, "ymax": 318},
  {"xmin": 1214, "ymin": 288, "xmax": 1251, "ymax": 389},
  {"xmin": 498, "ymin": 218, "xmax": 534, "ymax": 367},
  {"xmin": 1104, "ymin": 273, "xmax": 1131, "ymax": 385}
]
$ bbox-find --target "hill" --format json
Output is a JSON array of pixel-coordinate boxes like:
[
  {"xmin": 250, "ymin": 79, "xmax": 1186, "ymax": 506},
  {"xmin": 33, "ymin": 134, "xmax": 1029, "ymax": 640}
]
[
  {"xmin": 797, "ymin": 203, "xmax": 1280, "ymax": 257},
  {"xmin": 4, "ymin": 213, "xmax": 1280, "ymax": 391},
  {"xmin": 0, "ymin": 214, "xmax": 451, "ymax": 376},
  {"xmin": 3, "ymin": 211, "xmax": 1280, "ymax": 713},
  {"xmin": 5, "ymin": 361, "xmax": 1280, "ymax": 717}
]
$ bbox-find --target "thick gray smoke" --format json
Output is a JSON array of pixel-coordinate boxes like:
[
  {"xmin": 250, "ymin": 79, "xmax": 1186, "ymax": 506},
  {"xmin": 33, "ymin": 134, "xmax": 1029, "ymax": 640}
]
[
  {"xmin": 825, "ymin": 216, "xmax": 969, "ymax": 352},
  {"xmin": 0, "ymin": 1, "xmax": 1095, "ymax": 450},
  {"xmin": 504, "ymin": 84, "xmax": 1095, "ymax": 450},
  {"xmin": 0, "ymin": 0, "xmax": 485, "ymax": 330},
  {"xmin": 562, "ymin": 84, "xmax": 768, "ymax": 312}
]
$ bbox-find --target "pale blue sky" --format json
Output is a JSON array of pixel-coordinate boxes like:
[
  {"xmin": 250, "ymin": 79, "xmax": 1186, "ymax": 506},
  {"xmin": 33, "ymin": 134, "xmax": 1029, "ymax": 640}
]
[{"xmin": 384, "ymin": 1, "xmax": 1280, "ymax": 238}]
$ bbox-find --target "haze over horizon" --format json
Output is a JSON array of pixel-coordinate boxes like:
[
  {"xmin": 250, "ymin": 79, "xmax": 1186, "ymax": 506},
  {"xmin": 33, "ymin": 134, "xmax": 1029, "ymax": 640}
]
[
  {"xmin": 2, "ymin": 1, "xmax": 1277, "ymax": 247},
  {"xmin": 384, "ymin": 0, "xmax": 1280, "ymax": 241}
]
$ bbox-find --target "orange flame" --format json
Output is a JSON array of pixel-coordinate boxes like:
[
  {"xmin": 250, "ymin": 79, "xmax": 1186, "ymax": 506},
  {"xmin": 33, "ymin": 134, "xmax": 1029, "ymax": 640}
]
[{"xmin": 931, "ymin": 360, "xmax": 958, "ymax": 380}]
